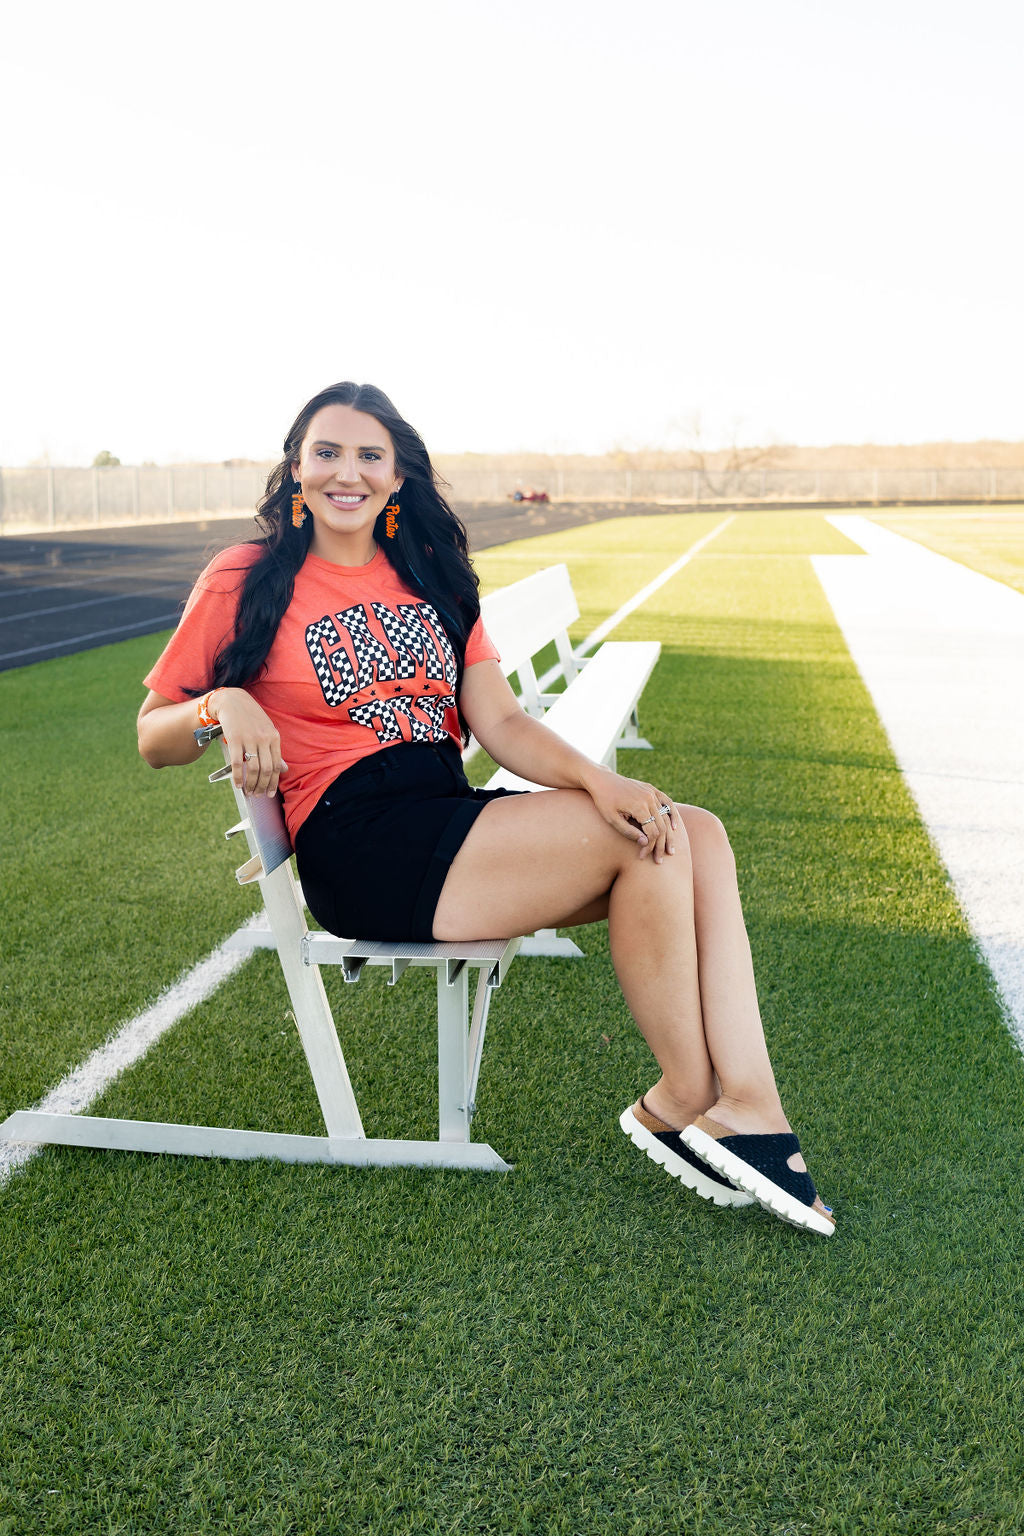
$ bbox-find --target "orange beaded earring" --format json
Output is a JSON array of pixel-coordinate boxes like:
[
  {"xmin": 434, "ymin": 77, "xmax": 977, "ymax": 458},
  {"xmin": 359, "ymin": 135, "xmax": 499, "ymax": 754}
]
[{"xmin": 291, "ymin": 490, "xmax": 306, "ymax": 528}]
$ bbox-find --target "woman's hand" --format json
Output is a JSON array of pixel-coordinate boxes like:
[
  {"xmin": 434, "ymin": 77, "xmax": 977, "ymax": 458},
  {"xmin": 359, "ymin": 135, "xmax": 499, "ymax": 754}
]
[
  {"xmin": 138, "ymin": 688, "xmax": 287, "ymax": 794},
  {"xmin": 213, "ymin": 689, "xmax": 288, "ymax": 798},
  {"xmin": 457, "ymin": 664, "xmax": 679, "ymax": 860},
  {"xmin": 580, "ymin": 765, "xmax": 679, "ymax": 863}
]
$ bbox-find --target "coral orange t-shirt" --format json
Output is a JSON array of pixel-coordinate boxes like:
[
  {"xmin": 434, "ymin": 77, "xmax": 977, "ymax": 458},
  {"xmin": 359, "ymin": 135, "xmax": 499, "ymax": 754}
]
[{"xmin": 143, "ymin": 543, "xmax": 499, "ymax": 841}]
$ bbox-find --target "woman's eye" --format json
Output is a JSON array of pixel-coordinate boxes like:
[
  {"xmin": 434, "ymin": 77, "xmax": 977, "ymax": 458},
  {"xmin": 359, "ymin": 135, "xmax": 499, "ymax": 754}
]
[
  {"xmin": 363, "ymin": 452, "xmax": 381, "ymax": 462},
  {"xmin": 316, "ymin": 448, "xmax": 336, "ymax": 460}
]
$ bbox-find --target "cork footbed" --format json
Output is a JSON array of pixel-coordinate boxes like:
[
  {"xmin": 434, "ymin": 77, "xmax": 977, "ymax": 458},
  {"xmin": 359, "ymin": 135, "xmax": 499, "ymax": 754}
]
[
  {"xmin": 631, "ymin": 1098, "xmax": 674, "ymax": 1135},
  {"xmin": 692, "ymin": 1114, "xmax": 734, "ymax": 1141}
]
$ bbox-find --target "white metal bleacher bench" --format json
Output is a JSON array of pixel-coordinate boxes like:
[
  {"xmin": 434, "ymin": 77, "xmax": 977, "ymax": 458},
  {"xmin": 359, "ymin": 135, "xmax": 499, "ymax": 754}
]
[{"xmin": 2, "ymin": 564, "xmax": 660, "ymax": 1174}]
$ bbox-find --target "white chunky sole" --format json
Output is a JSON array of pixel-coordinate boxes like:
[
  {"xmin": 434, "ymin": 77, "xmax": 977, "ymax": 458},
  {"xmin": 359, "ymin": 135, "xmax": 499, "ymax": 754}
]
[
  {"xmin": 619, "ymin": 1107, "xmax": 755, "ymax": 1208},
  {"xmin": 681, "ymin": 1123, "xmax": 835, "ymax": 1236}
]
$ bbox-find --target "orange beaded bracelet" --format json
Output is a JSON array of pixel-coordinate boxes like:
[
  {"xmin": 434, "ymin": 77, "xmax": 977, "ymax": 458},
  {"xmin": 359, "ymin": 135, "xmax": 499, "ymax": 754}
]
[{"xmin": 197, "ymin": 689, "xmax": 223, "ymax": 728}]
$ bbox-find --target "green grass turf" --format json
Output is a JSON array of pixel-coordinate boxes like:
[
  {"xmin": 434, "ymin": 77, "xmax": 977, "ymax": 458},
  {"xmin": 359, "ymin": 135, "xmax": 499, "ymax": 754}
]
[
  {"xmin": 474, "ymin": 510, "xmax": 726, "ymax": 642},
  {"xmin": 869, "ymin": 505, "xmax": 1024, "ymax": 593},
  {"xmin": 3, "ymin": 512, "xmax": 1023, "ymax": 1534}
]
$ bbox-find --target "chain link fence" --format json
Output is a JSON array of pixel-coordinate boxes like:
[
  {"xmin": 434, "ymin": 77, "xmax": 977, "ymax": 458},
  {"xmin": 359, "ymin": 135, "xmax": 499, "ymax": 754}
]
[
  {"xmin": 2, "ymin": 462, "xmax": 1023, "ymax": 534},
  {"xmin": 0, "ymin": 464, "xmax": 272, "ymax": 533},
  {"xmin": 442, "ymin": 464, "xmax": 1024, "ymax": 505}
]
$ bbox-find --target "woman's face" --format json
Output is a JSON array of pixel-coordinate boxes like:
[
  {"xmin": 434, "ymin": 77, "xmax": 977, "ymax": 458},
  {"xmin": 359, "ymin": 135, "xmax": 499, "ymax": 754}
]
[{"xmin": 292, "ymin": 403, "xmax": 404, "ymax": 563}]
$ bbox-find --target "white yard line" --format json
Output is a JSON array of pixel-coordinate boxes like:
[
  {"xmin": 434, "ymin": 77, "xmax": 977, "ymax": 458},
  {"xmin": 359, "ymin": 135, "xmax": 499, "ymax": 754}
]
[
  {"xmin": 0, "ymin": 916, "xmax": 266, "ymax": 1186},
  {"xmin": 572, "ymin": 515, "xmax": 735, "ymax": 656},
  {"xmin": 4, "ymin": 524, "xmax": 734, "ymax": 1183},
  {"xmin": 813, "ymin": 516, "xmax": 1024, "ymax": 1047}
]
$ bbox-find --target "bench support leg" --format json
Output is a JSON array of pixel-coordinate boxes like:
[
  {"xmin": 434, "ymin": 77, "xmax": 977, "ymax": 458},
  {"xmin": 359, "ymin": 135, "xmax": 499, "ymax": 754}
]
[
  {"xmin": 466, "ymin": 970, "xmax": 492, "ymax": 1122},
  {"xmin": 1, "ymin": 1111, "xmax": 511, "ymax": 1172},
  {"xmin": 617, "ymin": 706, "xmax": 653, "ymax": 752},
  {"xmin": 437, "ymin": 963, "xmax": 471, "ymax": 1142},
  {"xmin": 260, "ymin": 863, "xmax": 365, "ymax": 1140},
  {"xmin": 519, "ymin": 929, "xmax": 585, "ymax": 959}
]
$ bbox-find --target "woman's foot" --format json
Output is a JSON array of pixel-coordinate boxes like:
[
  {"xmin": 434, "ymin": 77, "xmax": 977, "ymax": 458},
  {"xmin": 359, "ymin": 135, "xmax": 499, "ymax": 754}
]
[
  {"xmin": 619, "ymin": 1100, "xmax": 755, "ymax": 1208},
  {"xmin": 637, "ymin": 1086, "xmax": 835, "ymax": 1232},
  {"xmin": 639, "ymin": 1081, "xmax": 716, "ymax": 1134},
  {"xmin": 683, "ymin": 1104, "xmax": 835, "ymax": 1235},
  {"xmin": 704, "ymin": 1094, "xmax": 802, "ymax": 1163}
]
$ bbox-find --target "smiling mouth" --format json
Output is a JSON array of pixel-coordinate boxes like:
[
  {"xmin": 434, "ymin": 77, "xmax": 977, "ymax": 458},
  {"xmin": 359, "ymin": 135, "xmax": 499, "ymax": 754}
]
[{"xmin": 326, "ymin": 493, "xmax": 368, "ymax": 507}]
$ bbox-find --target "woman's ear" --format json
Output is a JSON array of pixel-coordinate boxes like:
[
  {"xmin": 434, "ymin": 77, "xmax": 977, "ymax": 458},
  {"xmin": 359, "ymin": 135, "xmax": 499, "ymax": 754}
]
[{"xmin": 393, "ymin": 474, "xmax": 405, "ymax": 496}]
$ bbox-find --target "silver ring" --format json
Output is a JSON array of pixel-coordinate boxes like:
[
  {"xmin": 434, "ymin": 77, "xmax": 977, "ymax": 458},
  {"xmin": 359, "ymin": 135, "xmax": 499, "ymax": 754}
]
[
  {"xmin": 659, "ymin": 804, "xmax": 672, "ymax": 815},
  {"xmin": 242, "ymin": 752, "xmax": 256, "ymax": 761},
  {"xmin": 640, "ymin": 815, "xmax": 657, "ymax": 827}
]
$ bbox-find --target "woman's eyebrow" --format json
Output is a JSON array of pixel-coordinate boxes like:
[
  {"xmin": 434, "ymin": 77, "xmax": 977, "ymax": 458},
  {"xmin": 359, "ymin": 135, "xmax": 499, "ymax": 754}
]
[{"xmin": 311, "ymin": 438, "xmax": 387, "ymax": 451}]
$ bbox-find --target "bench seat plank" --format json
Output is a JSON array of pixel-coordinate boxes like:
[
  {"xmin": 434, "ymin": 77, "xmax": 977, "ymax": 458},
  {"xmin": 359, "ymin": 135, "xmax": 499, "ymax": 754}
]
[{"xmin": 486, "ymin": 640, "xmax": 662, "ymax": 791}]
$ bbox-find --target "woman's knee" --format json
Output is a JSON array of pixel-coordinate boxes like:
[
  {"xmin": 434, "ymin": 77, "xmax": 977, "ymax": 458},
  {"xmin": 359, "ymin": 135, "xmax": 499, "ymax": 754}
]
[{"xmin": 676, "ymin": 804, "xmax": 736, "ymax": 874}]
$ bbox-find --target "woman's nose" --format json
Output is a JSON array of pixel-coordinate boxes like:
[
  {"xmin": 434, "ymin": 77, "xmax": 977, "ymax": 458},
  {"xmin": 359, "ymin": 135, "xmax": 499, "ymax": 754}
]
[{"xmin": 335, "ymin": 452, "xmax": 360, "ymax": 483}]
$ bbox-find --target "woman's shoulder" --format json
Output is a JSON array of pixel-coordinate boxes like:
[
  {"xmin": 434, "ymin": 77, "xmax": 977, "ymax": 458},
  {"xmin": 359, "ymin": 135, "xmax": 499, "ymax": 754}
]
[
  {"xmin": 194, "ymin": 540, "xmax": 264, "ymax": 589},
  {"xmin": 177, "ymin": 541, "xmax": 265, "ymax": 622}
]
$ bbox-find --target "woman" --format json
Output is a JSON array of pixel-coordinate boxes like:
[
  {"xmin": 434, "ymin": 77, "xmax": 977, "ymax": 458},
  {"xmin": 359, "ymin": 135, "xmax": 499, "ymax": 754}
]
[{"xmin": 138, "ymin": 381, "xmax": 834, "ymax": 1236}]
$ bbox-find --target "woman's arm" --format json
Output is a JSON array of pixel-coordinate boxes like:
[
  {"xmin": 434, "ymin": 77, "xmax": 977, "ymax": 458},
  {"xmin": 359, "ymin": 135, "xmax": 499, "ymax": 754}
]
[
  {"xmin": 459, "ymin": 660, "xmax": 679, "ymax": 860},
  {"xmin": 137, "ymin": 688, "xmax": 288, "ymax": 796},
  {"xmin": 137, "ymin": 690, "xmax": 210, "ymax": 767}
]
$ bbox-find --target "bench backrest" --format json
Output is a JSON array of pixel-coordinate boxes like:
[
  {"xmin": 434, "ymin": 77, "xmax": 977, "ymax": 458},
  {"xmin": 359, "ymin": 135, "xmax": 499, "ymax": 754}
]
[
  {"xmin": 210, "ymin": 755, "xmax": 294, "ymax": 883},
  {"xmin": 480, "ymin": 564, "xmax": 580, "ymax": 714}
]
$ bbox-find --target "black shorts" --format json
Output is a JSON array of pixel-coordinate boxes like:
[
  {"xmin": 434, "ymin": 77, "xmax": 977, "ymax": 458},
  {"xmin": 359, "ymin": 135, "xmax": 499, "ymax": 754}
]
[{"xmin": 293, "ymin": 738, "xmax": 525, "ymax": 942}]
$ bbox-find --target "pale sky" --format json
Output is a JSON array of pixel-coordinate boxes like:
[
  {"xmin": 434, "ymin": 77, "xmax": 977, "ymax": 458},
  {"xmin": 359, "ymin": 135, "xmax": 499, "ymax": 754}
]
[{"xmin": 2, "ymin": 0, "xmax": 1022, "ymax": 465}]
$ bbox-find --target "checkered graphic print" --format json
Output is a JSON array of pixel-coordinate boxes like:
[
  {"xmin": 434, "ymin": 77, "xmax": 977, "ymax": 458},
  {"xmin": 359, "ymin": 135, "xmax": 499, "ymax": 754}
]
[
  {"xmin": 415, "ymin": 692, "xmax": 455, "ymax": 738},
  {"xmin": 347, "ymin": 697, "xmax": 406, "ymax": 742},
  {"xmin": 347, "ymin": 692, "xmax": 455, "ymax": 743},
  {"xmin": 419, "ymin": 603, "xmax": 457, "ymax": 687},
  {"xmin": 335, "ymin": 603, "xmax": 396, "ymax": 689},
  {"xmin": 372, "ymin": 602, "xmax": 451, "ymax": 683},
  {"xmin": 306, "ymin": 599, "xmax": 460, "ymax": 713},
  {"xmin": 304, "ymin": 614, "xmax": 353, "ymax": 708}
]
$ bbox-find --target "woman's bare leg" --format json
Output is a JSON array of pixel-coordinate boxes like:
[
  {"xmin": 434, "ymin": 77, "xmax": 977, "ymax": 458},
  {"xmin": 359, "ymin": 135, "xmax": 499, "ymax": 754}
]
[
  {"xmin": 433, "ymin": 790, "xmax": 785, "ymax": 1134},
  {"xmin": 660, "ymin": 809, "xmax": 822, "ymax": 1188},
  {"xmin": 657, "ymin": 808, "xmax": 789, "ymax": 1130},
  {"xmin": 436, "ymin": 790, "xmax": 830, "ymax": 1222}
]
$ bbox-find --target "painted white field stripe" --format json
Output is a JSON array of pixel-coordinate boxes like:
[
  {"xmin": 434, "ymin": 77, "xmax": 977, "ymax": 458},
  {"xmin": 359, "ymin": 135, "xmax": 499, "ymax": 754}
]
[
  {"xmin": 464, "ymin": 515, "xmax": 734, "ymax": 764},
  {"xmin": 0, "ymin": 914, "xmax": 266, "ymax": 1186},
  {"xmin": 572, "ymin": 515, "xmax": 735, "ymax": 657},
  {"xmin": 813, "ymin": 515, "xmax": 1024, "ymax": 1048}
]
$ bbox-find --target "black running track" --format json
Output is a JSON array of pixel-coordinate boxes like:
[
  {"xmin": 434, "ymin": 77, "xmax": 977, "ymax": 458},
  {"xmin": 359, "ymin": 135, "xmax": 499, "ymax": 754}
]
[{"xmin": 0, "ymin": 500, "xmax": 671, "ymax": 673}]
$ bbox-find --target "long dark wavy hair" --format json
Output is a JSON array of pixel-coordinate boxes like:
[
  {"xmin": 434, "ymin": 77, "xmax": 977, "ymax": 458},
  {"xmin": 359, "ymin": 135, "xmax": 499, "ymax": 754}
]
[{"xmin": 199, "ymin": 382, "xmax": 480, "ymax": 727}]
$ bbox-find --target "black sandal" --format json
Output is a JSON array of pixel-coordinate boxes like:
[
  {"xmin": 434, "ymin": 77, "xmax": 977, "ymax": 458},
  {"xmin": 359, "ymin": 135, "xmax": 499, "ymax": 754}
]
[
  {"xmin": 682, "ymin": 1115, "xmax": 835, "ymax": 1236},
  {"xmin": 620, "ymin": 1100, "xmax": 754, "ymax": 1209}
]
